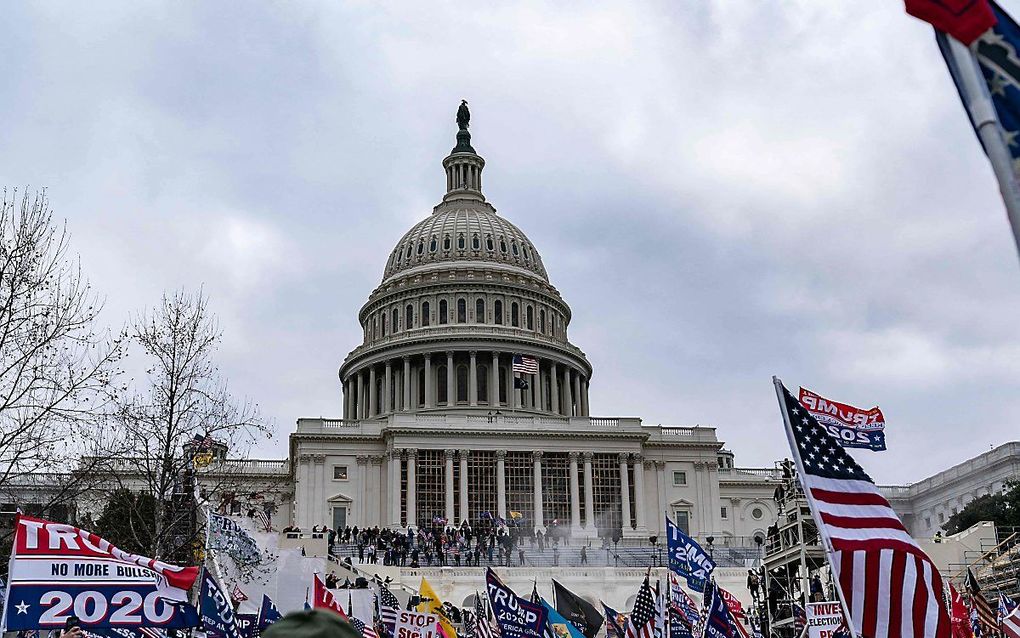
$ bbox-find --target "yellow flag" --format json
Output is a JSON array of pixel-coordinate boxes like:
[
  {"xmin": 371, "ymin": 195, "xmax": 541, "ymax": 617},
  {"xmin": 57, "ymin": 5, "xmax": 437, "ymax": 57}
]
[{"xmin": 418, "ymin": 576, "xmax": 458, "ymax": 638}]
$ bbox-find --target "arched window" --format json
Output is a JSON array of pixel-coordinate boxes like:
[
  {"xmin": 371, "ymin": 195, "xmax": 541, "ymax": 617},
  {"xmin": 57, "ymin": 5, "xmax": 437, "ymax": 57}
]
[
  {"xmin": 494, "ymin": 300, "xmax": 503, "ymax": 325},
  {"xmin": 456, "ymin": 365, "xmax": 468, "ymax": 403},
  {"xmin": 511, "ymin": 241, "xmax": 519, "ymax": 256},
  {"xmin": 417, "ymin": 240, "xmax": 424, "ymax": 255},
  {"xmin": 511, "ymin": 302, "xmax": 520, "ymax": 327},
  {"xmin": 443, "ymin": 235, "xmax": 451, "ymax": 251},
  {"xmin": 406, "ymin": 244, "xmax": 412, "ymax": 259},
  {"xmin": 381, "ymin": 313, "xmax": 387, "ymax": 337},
  {"xmin": 477, "ymin": 364, "xmax": 488, "ymax": 403},
  {"xmin": 472, "ymin": 234, "xmax": 481, "ymax": 250},
  {"xmin": 476, "ymin": 299, "xmax": 485, "ymax": 323},
  {"xmin": 421, "ymin": 301, "xmax": 431, "ymax": 327},
  {"xmin": 499, "ymin": 238, "xmax": 508, "ymax": 253},
  {"xmin": 486, "ymin": 236, "xmax": 494, "ymax": 251},
  {"xmin": 439, "ymin": 299, "xmax": 448, "ymax": 324},
  {"xmin": 539, "ymin": 309, "xmax": 546, "ymax": 334},
  {"xmin": 429, "ymin": 236, "xmax": 438, "ymax": 253},
  {"xmin": 437, "ymin": 365, "xmax": 448, "ymax": 405},
  {"xmin": 457, "ymin": 298, "xmax": 466, "ymax": 323},
  {"xmin": 523, "ymin": 246, "xmax": 530, "ymax": 261},
  {"xmin": 405, "ymin": 304, "xmax": 413, "ymax": 329},
  {"xmin": 392, "ymin": 308, "xmax": 399, "ymax": 332},
  {"xmin": 526, "ymin": 306, "xmax": 534, "ymax": 330},
  {"xmin": 458, "ymin": 234, "xmax": 466, "ymax": 250},
  {"xmin": 498, "ymin": 366, "xmax": 508, "ymax": 404}
]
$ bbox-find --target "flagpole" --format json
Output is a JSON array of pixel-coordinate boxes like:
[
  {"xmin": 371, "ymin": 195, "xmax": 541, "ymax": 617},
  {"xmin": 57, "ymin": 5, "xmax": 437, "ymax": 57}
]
[
  {"xmin": 943, "ymin": 32, "xmax": 1020, "ymax": 262},
  {"xmin": 772, "ymin": 377, "xmax": 857, "ymax": 637}
]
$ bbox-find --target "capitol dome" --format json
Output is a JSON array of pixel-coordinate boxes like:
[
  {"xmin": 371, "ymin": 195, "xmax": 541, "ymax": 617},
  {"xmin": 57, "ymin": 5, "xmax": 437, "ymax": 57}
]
[
  {"xmin": 382, "ymin": 207, "xmax": 549, "ymax": 283},
  {"xmin": 338, "ymin": 104, "xmax": 592, "ymax": 420}
]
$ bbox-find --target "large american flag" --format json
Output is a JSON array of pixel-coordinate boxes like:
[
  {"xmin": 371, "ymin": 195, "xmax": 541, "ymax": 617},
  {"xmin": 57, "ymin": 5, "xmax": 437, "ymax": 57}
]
[
  {"xmin": 1003, "ymin": 605, "xmax": 1020, "ymax": 638},
  {"xmin": 379, "ymin": 586, "xmax": 401, "ymax": 632},
  {"xmin": 512, "ymin": 354, "xmax": 539, "ymax": 374},
  {"xmin": 352, "ymin": 615, "xmax": 381, "ymax": 638},
  {"xmin": 966, "ymin": 569, "xmax": 997, "ymax": 636},
  {"xmin": 777, "ymin": 381, "xmax": 951, "ymax": 638},
  {"xmin": 476, "ymin": 592, "xmax": 498, "ymax": 638},
  {"xmin": 627, "ymin": 576, "xmax": 657, "ymax": 638}
]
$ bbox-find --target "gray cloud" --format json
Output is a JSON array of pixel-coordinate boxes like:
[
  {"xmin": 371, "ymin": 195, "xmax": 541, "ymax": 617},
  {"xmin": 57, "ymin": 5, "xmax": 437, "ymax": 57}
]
[{"xmin": 1, "ymin": 0, "xmax": 1017, "ymax": 484}]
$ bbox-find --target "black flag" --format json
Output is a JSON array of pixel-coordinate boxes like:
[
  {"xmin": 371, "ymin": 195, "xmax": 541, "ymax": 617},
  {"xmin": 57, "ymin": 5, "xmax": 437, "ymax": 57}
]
[{"xmin": 553, "ymin": 579, "xmax": 603, "ymax": 638}]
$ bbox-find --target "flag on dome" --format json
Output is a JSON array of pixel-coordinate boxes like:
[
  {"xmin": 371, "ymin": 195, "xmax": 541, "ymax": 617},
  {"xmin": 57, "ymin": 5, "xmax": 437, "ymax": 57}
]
[
  {"xmin": 775, "ymin": 378, "xmax": 951, "ymax": 638},
  {"xmin": 513, "ymin": 355, "xmax": 539, "ymax": 374}
]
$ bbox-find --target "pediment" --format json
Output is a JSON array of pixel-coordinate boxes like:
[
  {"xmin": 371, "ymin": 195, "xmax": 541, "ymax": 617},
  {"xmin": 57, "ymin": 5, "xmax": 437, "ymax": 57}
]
[
  {"xmin": 669, "ymin": 498, "xmax": 694, "ymax": 508},
  {"xmin": 328, "ymin": 491, "xmax": 354, "ymax": 503}
]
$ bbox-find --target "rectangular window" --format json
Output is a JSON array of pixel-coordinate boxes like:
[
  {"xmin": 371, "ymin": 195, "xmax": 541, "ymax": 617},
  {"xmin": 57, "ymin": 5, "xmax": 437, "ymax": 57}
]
[
  {"xmin": 333, "ymin": 465, "xmax": 348, "ymax": 480},
  {"xmin": 721, "ymin": 506, "xmax": 728, "ymax": 519},
  {"xmin": 673, "ymin": 471, "xmax": 687, "ymax": 486},
  {"xmin": 674, "ymin": 510, "xmax": 690, "ymax": 534}
]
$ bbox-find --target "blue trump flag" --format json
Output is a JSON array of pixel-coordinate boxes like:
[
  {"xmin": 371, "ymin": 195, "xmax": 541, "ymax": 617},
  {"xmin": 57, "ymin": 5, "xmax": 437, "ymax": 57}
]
[
  {"xmin": 258, "ymin": 594, "xmax": 283, "ymax": 631},
  {"xmin": 486, "ymin": 568, "xmax": 548, "ymax": 638},
  {"xmin": 702, "ymin": 582, "xmax": 739, "ymax": 638},
  {"xmin": 665, "ymin": 516, "xmax": 715, "ymax": 592},
  {"xmin": 199, "ymin": 569, "xmax": 245, "ymax": 638},
  {"xmin": 540, "ymin": 598, "xmax": 586, "ymax": 638}
]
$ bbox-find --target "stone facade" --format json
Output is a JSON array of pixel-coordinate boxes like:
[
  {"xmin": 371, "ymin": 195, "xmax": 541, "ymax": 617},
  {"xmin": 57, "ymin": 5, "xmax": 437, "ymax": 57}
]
[{"xmin": 880, "ymin": 441, "xmax": 1020, "ymax": 537}]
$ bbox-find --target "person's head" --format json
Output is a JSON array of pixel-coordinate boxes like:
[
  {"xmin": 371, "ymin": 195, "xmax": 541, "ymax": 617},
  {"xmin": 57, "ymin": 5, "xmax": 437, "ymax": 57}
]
[{"xmin": 263, "ymin": 610, "xmax": 361, "ymax": 638}]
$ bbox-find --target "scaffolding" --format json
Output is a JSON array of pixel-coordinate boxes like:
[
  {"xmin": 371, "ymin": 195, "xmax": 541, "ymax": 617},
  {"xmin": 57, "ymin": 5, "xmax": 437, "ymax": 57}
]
[{"xmin": 758, "ymin": 469, "xmax": 835, "ymax": 638}]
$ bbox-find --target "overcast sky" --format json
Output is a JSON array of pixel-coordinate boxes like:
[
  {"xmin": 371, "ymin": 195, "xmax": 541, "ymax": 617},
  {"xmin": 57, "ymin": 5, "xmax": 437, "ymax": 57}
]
[{"xmin": 1, "ymin": 1, "xmax": 1018, "ymax": 485}]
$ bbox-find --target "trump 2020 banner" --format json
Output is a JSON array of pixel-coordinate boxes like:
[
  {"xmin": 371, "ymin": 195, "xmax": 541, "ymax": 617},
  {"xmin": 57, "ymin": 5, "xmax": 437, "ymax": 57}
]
[
  {"xmin": 798, "ymin": 387, "xmax": 886, "ymax": 451},
  {"xmin": 2, "ymin": 515, "xmax": 200, "ymax": 632},
  {"xmin": 485, "ymin": 568, "xmax": 548, "ymax": 638},
  {"xmin": 666, "ymin": 516, "xmax": 715, "ymax": 592}
]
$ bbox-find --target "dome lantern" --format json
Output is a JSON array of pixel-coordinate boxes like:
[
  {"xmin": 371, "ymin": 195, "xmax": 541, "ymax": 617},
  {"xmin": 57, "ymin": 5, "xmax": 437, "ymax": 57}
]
[{"xmin": 442, "ymin": 100, "xmax": 485, "ymax": 204}]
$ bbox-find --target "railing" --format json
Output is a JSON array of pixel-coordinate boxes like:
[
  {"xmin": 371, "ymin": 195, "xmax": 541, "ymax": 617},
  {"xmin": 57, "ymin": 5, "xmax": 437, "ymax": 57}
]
[
  {"xmin": 344, "ymin": 325, "xmax": 590, "ymax": 363},
  {"xmin": 660, "ymin": 427, "xmax": 699, "ymax": 437},
  {"xmin": 588, "ymin": 417, "xmax": 619, "ymax": 428},
  {"xmin": 726, "ymin": 467, "xmax": 782, "ymax": 479},
  {"xmin": 322, "ymin": 419, "xmax": 361, "ymax": 428},
  {"xmin": 212, "ymin": 459, "xmax": 290, "ymax": 474}
]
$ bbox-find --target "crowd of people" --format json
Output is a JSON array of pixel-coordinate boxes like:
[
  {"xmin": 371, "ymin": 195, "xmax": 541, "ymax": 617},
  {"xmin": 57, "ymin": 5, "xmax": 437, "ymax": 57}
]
[{"xmin": 285, "ymin": 519, "xmax": 584, "ymax": 568}]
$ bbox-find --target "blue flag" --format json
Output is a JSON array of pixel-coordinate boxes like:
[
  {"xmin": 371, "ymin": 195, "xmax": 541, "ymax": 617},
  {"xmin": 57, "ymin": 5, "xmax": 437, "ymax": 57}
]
[
  {"xmin": 939, "ymin": 2, "xmax": 1020, "ymax": 166},
  {"xmin": 702, "ymin": 583, "xmax": 738, "ymax": 638},
  {"xmin": 665, "ymin": 516, "xmax": 715, "ymax": 592},
  {"xmin": 199, "ymin": 569, "xmax": 245, "ymax": 638},
  {"xmin": 486, "ymin": 568, "xmax": 548, "ymax": 638},
  {"xmin": 668, "ymin": 610, "xmax": 693, "ymax": 638},
  {"xmin": 258, "ymin": 594, "xmax": 283, "ymax": 631},
  {"xmin": 540, "ymin": 598, "xmax": 586, "ymax": 638},
  {"xmin": 236, "ymin": 613, "xmax": 259, "ymax": 638},
  {"xmin": 601, "ymin": 603, "xmax": 626, "ymax": 638}
]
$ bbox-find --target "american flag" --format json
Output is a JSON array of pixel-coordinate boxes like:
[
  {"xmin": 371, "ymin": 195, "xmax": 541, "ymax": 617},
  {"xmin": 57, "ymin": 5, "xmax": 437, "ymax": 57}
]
[
  {"xmin": 231, "ymin": 582, "xmax": 249, "ymax": 603},
  {"xmin": 254, "ymin": 507, "xmax": 272, "ymax": 532},
  {"xmin": 966, "ymin": 569, "xmax": 997, "ymax": 636},
  {"xmin": 1002, "ymin": 604, "xmax": 1020, "ymax": 638},
  {"xmin": 352, "ymin": 615, "xmax": 381, "ymax": 638},
  {"xmin": 476, "ymin": 593, "xmax": 498, "ymax": 638},
  {"xmin": 512, "ymin": 354, "xmax": 539, "ymax": 374},
  {"xmin": 1001, "ymin": 593, "xmax": 1019, "ymax": 625},
  {"xmin": 380, "ymin": 586, "xmax": 401, "ymax": 632},
  {"xmin": 627, "ymin": 575, "xmax": 657, "ymax": 638},
  {"xmin": 776, "ymin": 381, "xmax": 951, "ymax": 638}
]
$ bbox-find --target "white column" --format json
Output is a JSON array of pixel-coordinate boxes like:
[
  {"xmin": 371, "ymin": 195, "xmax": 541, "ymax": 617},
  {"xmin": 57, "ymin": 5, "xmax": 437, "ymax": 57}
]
[
  {"xmin": 656, "ymin": 461, "xmax": 667, "ymax": 535},
  {"xmin": 296, "ymin": 454, "xmax": 310, "ymax": 529},
  {"xmin": 490, "ymin": 352, "xmax": 499, "ymax": 406},
  {"xmin": 459, "ymin": 449, "xmax": 470, "ymax": 524},
  {"xmin": 580, "ymin": 377, "xmax": 590, "ymax": 416},
  {"xmin": 469, "ymin": 351, "xmax": 478, "ymax": 407},
  {"xmin": 446, "ymin": 351, "xmax": 455, "ymax": 405},
  {"xmin": 355, "ymin": 456, "xmax": 368, "ymax": 526},
  {"xmin": 356, "ymin": 371, "xmax": 364, "ymax": 419},
  {"xmin": 389, "ymin": 450, "xmax": 401, "ymax": 528},
  {"xmin": 619, "ymin": 453, "xmax": 632, "ymax": 532},
  {"xmin": 384, "ymin": 360, "xmax": 393, "ymax": 413},
  {"xmin": 538, "ymin": 364, "xmax": 546, "ymax": 412},
  {"xmin": 496, "ymin": 450, "xmax": 507, "ymax": 520},
  {"xmin": 550, "ymin": 363, "xmax": 560, "ymax": 415},
  {"xmin": 369, "ymin": 366, "xmax": 378, "ymax": 416},
  {"xmin": 371, "ymin": 456, "xmax": 384, "ymax": 526},
  {"xmin": 633, "ymin": 454, "xmax": 647, "ymax": 531},
  {"xmin": 568, "ymin": 452, "xmax": 581, "ymax": 534},
  {"xmin": 583, "ymin": 452, "xmax": 595, "ymax": 532},
  {"xmin": 407, "ymin": 450, "xmax": 417, "ymax": 529},
  {"xmin": 424, "ymin": 354, "xmax": 434, "ymax": 408},
  {"xmin": 343, "ymin": 379, "xmax": 350, "ymax": 419},
  {"xmin": 533, "ymin": 451, "xmax": 544, "ymax": 530},
  {"xmin": 312, "ymin": 455, "xmax": 325, "ymax": 528},
  {"xmin": 444, "ymin": 449, "xmax": 455, "ymax": 523},
  {"xmin": 402, "ymin": 356, "xmax": 411, "ymax": 411},
  {"xmin": 563, "ymin": 367, "xmax": 573, "ymax": 416},
  {"xmin": 572, "ymin": 372, "xmax": 581, "ymax": 418}
]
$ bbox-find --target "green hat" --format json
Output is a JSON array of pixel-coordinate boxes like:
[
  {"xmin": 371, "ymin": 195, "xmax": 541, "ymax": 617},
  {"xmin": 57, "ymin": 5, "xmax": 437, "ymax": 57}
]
[{"xmin": 262, "ymin": 609, "xmax": 363, "ymax": 638}]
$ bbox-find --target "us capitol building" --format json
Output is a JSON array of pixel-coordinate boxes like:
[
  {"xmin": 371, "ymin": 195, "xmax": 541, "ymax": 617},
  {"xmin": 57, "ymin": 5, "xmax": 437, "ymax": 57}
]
[{"xmin": 280, "ymin": 105, "xmax": 782, "ymax": 546}]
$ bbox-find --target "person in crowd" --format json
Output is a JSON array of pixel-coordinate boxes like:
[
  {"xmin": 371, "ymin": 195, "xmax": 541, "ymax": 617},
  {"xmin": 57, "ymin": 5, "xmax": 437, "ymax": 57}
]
[
  {"xmin": 747, "ymin": 570, "xmax": 761, "ymax": 604},
  {"xmin": 580, "ymin": 545, "xmax": 588, "ymax": 565},
  {"xmin": 263, "ymin": 609, "xmax": 361, "ymax": 638}
]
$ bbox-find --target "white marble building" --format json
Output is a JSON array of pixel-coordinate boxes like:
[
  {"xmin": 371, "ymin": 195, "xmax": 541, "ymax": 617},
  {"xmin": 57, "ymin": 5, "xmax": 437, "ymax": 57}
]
[
  {"xmin": 880, "ymin": 440, "xmax": 1020, "ymax": 537},
  {"xmin": 281, "ymin": 106, "xmax": 781, "ymax": 545}
]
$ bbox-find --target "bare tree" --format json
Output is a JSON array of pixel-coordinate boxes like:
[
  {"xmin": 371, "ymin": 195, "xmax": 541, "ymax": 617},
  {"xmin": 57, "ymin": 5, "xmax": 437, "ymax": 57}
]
[
  {"xmin": 0, "ymin": 189, "xmax": 124, "ymax": 524},
  {"xmin": 110, "ymin": 289, "xmax": 272, "ymax": 562}
]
